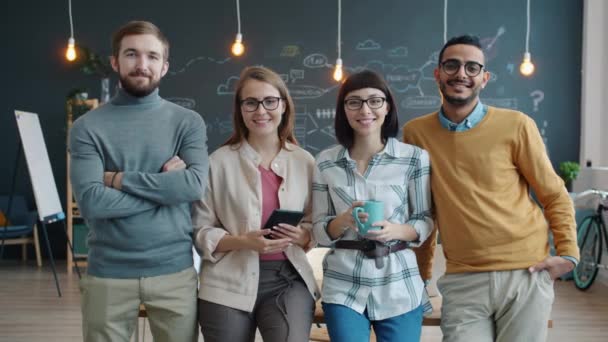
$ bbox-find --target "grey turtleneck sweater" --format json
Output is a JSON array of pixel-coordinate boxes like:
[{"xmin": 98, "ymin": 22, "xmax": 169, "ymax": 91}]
[{"xmin": 69, "ymin": 88, "xmax": 208, "ymax": 278}]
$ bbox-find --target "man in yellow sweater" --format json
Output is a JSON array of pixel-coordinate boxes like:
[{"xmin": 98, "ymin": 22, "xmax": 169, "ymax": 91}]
[{"xmin": 403, "ymin": 35, "xmax": 579, "ymax": 342}]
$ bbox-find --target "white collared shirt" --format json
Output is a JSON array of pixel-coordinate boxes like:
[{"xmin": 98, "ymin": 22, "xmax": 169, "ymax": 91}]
[{"xmin": 312, "ymin": 137, "xmax": 433, "ymax": 320}]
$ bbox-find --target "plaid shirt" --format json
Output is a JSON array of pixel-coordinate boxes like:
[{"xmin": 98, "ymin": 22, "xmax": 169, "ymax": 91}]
[{"xmin": 312, "ymin": 138, "xmax": 433, "ymax": 320}]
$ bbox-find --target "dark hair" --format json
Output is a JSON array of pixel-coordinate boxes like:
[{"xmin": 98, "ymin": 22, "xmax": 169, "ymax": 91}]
[
  {"xmin": 223, "ymin": 66, "xmax": 298, "ymax": 148},
  {"xmin": 334, "ymin": 70, "xmax": 398, "ymax": 148},
  {"xmin": 438, "ymin": 35, "xmax": 484, "ymax": 65},
  {"xmin": 112, "ymin": 21, "xmax": 170, "ymax": 60}
]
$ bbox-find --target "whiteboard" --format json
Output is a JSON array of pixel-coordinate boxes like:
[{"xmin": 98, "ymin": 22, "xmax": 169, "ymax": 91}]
[{"xmin": 14, "ymin": 110, "xmax": 65, "ymax": 223}]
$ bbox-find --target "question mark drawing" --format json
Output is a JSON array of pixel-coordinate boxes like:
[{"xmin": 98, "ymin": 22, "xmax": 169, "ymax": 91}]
[{"xmin": 530, "ymin": 90, "xmax": 544, "ymax": 112}]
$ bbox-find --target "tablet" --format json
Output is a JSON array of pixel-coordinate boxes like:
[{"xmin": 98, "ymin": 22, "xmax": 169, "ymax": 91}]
[{"xmin": 263, "ymin": 209, "xmax": 305, "ymax": 239}]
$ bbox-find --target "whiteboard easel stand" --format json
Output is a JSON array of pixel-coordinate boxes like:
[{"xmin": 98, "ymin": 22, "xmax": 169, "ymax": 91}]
[{"xmin": 11, "ymin": 113, "xmax": 82, "ymax": 297}]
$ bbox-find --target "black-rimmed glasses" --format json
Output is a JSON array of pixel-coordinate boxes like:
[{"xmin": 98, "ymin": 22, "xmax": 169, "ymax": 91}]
[
  {"xmin": 240, "ymin": 97, "xmax": 284, "ymax": 112},
  {"xmin": 344, "ymin": 97, "xmax": 387, "ymax": 110},
  {"xmin": 440, "ymin": 59, "xmax": 485, "ymax": 77}
]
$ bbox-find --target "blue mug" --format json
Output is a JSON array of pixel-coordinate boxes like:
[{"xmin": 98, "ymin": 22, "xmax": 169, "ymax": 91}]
[{"xmin": 352, "ymin": 200, "xmax": 384, "ymax": 235}]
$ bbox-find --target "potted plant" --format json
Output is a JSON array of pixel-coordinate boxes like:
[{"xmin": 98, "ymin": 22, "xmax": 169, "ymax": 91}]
[
  {"xmin": 66, "ymin": 87, "xmax": 89, "ymax": 101},
  {"xmin": 559, "ymin": 161, "xmax": 580, "ymax": 192},
  {"xmin": 66, "ymin": 87, "xmax": 94, "ymax": 122},
  {"xmin": 75, "ymin": 47, "xmax": 113, "ymax": 103}
]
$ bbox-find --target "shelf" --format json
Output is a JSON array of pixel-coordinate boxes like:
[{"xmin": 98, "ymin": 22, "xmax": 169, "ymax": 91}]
[{"xmin": 66, "ymin": 98, "xmax": 98, "ymax": 274}]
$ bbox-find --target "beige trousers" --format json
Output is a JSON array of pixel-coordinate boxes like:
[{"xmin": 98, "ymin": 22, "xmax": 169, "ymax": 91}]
[
  {"xmin": 80, "ymin": 267, "xmax": 198, "ymax": 342},
  {"xmin": 438, "ymin": 269, "xmax": 554, "ymax": 342}
]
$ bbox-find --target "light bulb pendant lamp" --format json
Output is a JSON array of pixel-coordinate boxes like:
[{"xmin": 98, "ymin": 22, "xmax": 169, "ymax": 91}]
[
  {"xmin": 231, "ymin": 0, "xmax": 245, "ymax": 56},
  {"xmin": 66, "ymin": 37, "xmax": 77, "ymax": 61},
  {"xmin": 232, "ymin": 33, "xmax": 244, "ymax": 56},
  {"xmin": 65, "ymin": 0, "xmax": 77, "ymax": 62},
  {"xmin": 333, "ymin": 58, "xmax": 343, "ymax": 81},
  {"xmin": 520, "ymin": 52, "xmax": 535, "ymax": 76},
  {"xmin": 333, "ymin": 0, "xmax": 344, "ymax": 82},
  {"xmin": 520, "ymin": 0, "xmax": 535, "ymax": 76}
]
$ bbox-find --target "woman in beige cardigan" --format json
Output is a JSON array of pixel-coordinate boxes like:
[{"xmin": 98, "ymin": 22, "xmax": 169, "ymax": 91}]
[{"xmin": 192, "ymin": 66, "xmax": 320, "ymax": 342}]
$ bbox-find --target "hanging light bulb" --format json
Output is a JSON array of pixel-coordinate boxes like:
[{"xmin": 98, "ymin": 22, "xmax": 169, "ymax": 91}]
[
  {"xmin": 333, "ymin": 58, "xmax": 343, "ymax": 81},
  {"xmin": 520, "ymin": 0, "xmax": 535, "ymax": 77},
  {"xmin": 231, "ymin": 33, "xmax": 244, "ymax": 56},
  {"xmin": 443, "ymin": 0, "xmax": 448, "ymax": 44},
  {"xmin": 333, "ymin": 0, "xmax": 343, "ymax": 82},
  {"xmin": 520, "ymin": 52, "xmax": 535, "ymax": 76},
  {"xmin": 66, "ymin": 37, "xmax": 77, "ymax": 61},
  {"xmin": 230, "ymin": 0, "xmax": 245, "ymax": 56},
  {"xmin": 65, "ymin": 0, "xmax": 77, "ymax": 62}
]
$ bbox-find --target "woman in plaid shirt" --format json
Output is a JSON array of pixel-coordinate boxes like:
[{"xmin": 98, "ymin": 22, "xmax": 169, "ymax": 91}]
[{"xmin": 312, "ymin": 70, "xmax": 433, "ymax": 342}]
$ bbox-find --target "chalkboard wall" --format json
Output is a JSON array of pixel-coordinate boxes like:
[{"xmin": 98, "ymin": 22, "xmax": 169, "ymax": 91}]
[{"xmin": 0, "ymin": 0, "xmax": 583, "ymax": 258}]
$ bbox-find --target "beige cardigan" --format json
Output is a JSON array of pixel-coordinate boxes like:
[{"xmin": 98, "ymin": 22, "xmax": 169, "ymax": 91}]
[{"xmin": 192, "ymin": 141, "xmax": 320, "ymax": 312}]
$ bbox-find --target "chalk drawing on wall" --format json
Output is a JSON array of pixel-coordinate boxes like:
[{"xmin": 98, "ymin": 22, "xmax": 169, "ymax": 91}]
[
  {"xmin": 362, "ymin": 58, "xmax": 432, "ymax": 96},
  {"xmin": 169, "ymin": 56, "xmax": 231, "ymax": 76},
  {"xmin": 293, "ymin": 108, "xmax": 336, "ymax": 152},
  {"xmin": 166, "ymin": 97, "xmax": 196, "ymax": 109},
  {"xmin": 488, "ymin": 73, "xmax": 498, "ymax": 83},
  {"xmin": 294, "ymin": 105, "xmax": 308, "ymax": 147},
  {"xmin": 388, "ymin": 46, "xmax": 408, "ymax": 58},
  {"xmin": 164, "ymin": 26, "xmax": 520, "ymax": 154},
  {"xmin": 217, "ymin": 76, "xmax": 239, "ymax": 95},
  {"xmin": 279, "ymin": 74, "xmax": 289, "ymax": 84},
  {"xmin": 385, "ymin": 67, "xmax": 423, "ymax": 94},
  {"xmin": 356, "ymin": 39, "xmax": 381, "ymax": 51},
  {"xmin": 280, "ymin": 45, "xmax": 301, "ymax": 57},
  {"xmin": 315, "ymin": 108, "xmax": 336, "ymax": 120},
  {"xmin": 402, "ymin": 96, "xmax": 442, "ymax": 109},
  {"xmin": 530, "ymin": 90, "xmax": 545, "ymax": 112},
  {"xmin": 290, "ymin": 69, "xmax": 305, "ymax": 83},
  {"xmin": 429, "ymin": 51, "xmax": 440, "ymax": 63},
  {"xmin": 540, "ymin": 120, "xmax": 549, "ymax": 146},
  {"xmin": 481, "ymin": 26, "xmax": 506, "ymax": 61},
  {"xmin": 484, "ymin": 26, "xmax": 506, "ymax": 51},
  {"xmin": 482, "ymin": 98, "xmax": 518, "ymax": 109},
  {"xmin": 288, "ymin": 84, "xmax": 339, "ymax": 100},
  {"xmin": 303, "ymin": 53, "xmax": 330, "ymax": 69},
  {"xmin": 207, "ymin": 117, "xmax": 233, "ymax": 135}
]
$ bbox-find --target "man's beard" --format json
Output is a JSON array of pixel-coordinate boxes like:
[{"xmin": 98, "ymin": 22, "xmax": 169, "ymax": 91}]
[
  {"xmin": 439, "ymin": 81, "xmax": 479, "ymax": 106},
  {"xmin": 443, "ymin": 92, "xmax": 476, "ymax": 106},
  {"xmin": 119, "ymin": 73, "xmax": 160, "ymax": 97}
]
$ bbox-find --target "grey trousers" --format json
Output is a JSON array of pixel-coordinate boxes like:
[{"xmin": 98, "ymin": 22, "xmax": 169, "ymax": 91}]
[{"xmin": 199, "ymin": 260, "xmax": 315, "ymax": 342}]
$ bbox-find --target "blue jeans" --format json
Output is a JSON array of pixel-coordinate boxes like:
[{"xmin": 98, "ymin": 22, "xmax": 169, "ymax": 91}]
[{"xmin": 322, "ymin": 302, "xmax": 423, "ymax": 342}]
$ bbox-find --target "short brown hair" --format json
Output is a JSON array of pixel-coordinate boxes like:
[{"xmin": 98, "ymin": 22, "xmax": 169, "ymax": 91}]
[
  {"xmin": 223, "ymin": 66, "xmax": 298, "ymax": 148},
  {"xmin": 112, "ymin": 21, "xmax": 170, "ymax": 60}
]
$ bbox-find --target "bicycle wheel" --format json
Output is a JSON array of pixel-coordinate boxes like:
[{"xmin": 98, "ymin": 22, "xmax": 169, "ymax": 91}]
[{"xmin": 573, "ymin": 216, "xmax": 603, "ymax": 290}]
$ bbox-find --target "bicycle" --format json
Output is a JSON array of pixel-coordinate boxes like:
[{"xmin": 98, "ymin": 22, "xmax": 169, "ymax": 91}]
[{"xmin": 572, "ymin": 189, "xmax": 608, "ymax": 290}]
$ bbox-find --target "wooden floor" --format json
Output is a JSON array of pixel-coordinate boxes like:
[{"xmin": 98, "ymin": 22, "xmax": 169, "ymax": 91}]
[{"xmin": 0, "ymin": 260, "xmax": 607, "ymax": 342}]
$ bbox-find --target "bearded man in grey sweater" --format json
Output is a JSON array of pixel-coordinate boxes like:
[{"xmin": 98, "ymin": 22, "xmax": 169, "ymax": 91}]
[{"xmin": 69, "ymin": 21, "xmax": 208, "ymax": 342}]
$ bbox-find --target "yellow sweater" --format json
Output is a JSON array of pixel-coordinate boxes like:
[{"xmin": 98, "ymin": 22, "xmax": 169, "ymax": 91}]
[{"xmin": 403, "ymin": 106, "xmax": 579, "ymax": 276}]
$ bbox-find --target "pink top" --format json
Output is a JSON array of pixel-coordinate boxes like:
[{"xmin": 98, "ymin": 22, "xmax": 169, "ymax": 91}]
[{"xmin": 258, "ymin": 165, "xmax": 287, "ymax": 261}]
